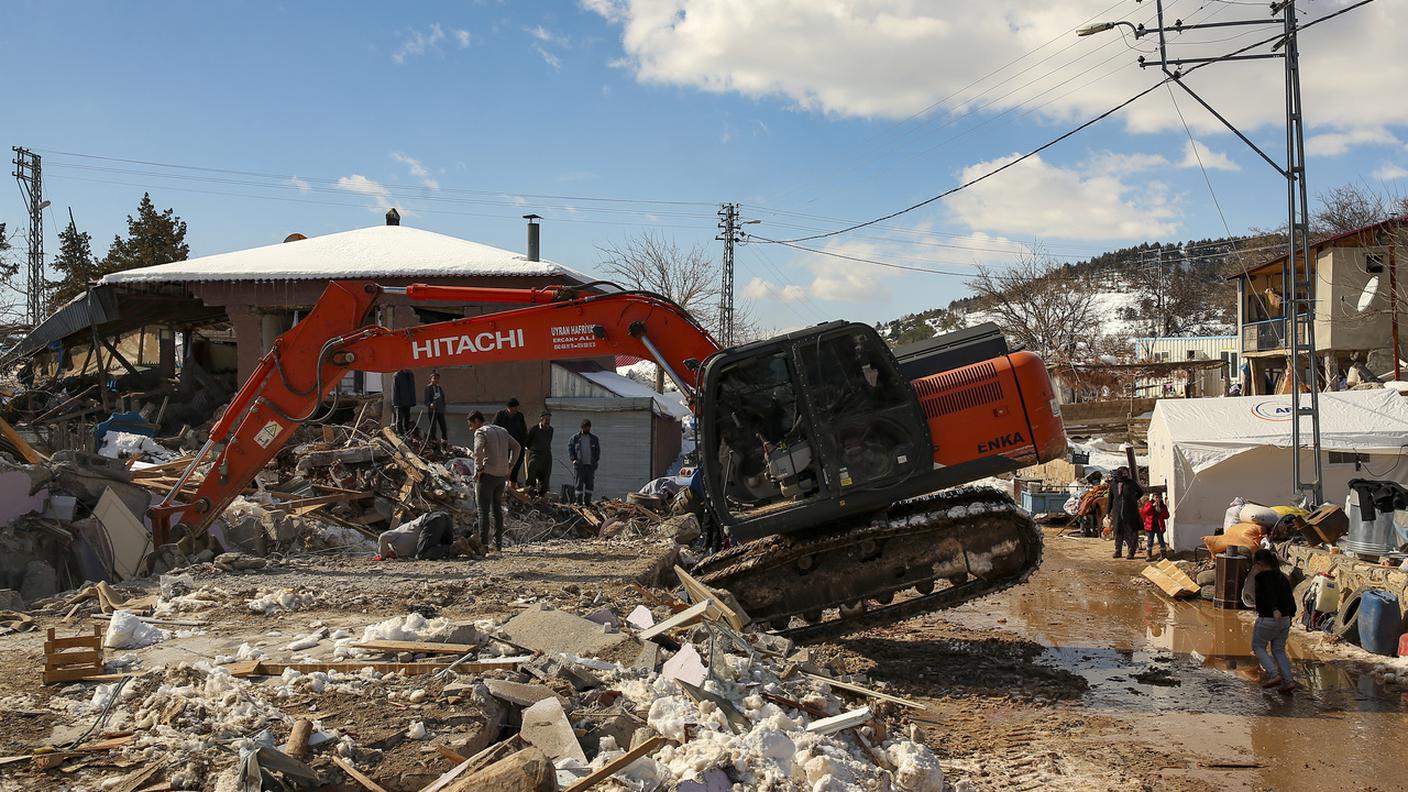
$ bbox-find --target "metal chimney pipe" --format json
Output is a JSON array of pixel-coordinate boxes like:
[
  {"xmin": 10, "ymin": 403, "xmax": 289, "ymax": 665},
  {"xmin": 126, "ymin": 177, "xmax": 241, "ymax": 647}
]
[
  {"xmin": 524, "ymin": 214, "xmax": 541, "ymax": 261},
  {"xmin": 385, "ymin": 208, "xmax": 401, "ymax": 226}
]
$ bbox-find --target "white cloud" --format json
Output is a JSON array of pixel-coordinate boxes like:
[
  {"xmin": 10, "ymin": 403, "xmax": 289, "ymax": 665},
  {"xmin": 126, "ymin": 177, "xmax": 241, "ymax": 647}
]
[
  {"xmin": 744, "ymin": 277, "xmax": 808, "ymax": 303},
  {"xmin": 526, "ymin": 25, "xmax": 567, "ymax": 45},
  {"xmin": 1375, "ymin": 162, "xmax": 1408, "ymax": 181},
  {"xmin": 1305, "ymin": 127, "xmax": 1403, "ymax": 157},
  {"xmin": 392, "ymin": 23, "xmax": 470, "ymax": 63},
  {"xmin": 391, "ymin": 152, "xmax": 440, "ymax": 191},
  {"xmin": 535, "ymin": 45, "xmax": 562, "ymax": 69},
  {"xmin": 288, "ymin": 176, "xmax": 312, "ymax": 193},
  {"xmin": 945, "ymin": 152, "xmax": 1180, "ymax": 240},
  {"xmin": 1178, "ymin": 140, "xmax": 1239, "ymax": 172},
  {"xmin": 585, "ymin": 0, "xmax": 1408, "ymax": 143},
  {"xmin": 336, "ymin": 174, "xmax": 394, "ymax": 212}
]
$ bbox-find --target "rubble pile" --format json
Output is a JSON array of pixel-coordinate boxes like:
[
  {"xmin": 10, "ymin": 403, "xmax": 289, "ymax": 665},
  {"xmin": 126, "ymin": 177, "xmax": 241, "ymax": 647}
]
[{"xmin": 4, "ymin": 559, "xmax": 947, "ymax": 792}]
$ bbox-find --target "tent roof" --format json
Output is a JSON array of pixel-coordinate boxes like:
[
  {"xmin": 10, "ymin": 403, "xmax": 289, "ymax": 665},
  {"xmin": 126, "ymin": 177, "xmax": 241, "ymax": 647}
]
[
  {"xmin": 100, "ymin": 225, "xmax": 589, "ymax": 285},
  {"xmin": 1150, "ymin": 389, "xmax": 1408, "ymax": 461}
]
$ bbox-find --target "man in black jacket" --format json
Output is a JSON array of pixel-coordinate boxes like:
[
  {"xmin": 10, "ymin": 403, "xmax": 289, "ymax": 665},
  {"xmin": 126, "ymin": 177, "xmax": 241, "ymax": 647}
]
[
  {"xmin": 391, "ymin": 370, "xmax": 416, "ymax": 435},
  {"xmin": 493, "ymin": 397, "xmax": 529, "ymax": 484},
  {"xmin": 424, "ymin": 372, "xmax": 448, "ymax": 447},
  {"xmin": 524, "ymin": 412, "xmax": 554, "ymax": 497},
  {"xmin": 568, "ymin": 419, "xmax": 601, "ymax": 505},
  {"xmin": 1107, "ymin": 466, "xmax": 1143, "ymax": 560}
]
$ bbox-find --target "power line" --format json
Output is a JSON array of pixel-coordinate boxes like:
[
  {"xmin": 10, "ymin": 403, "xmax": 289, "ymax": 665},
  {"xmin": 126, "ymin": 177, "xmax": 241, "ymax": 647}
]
[{"xmin": 747, "ymin": 235, "xmax": 979, "ymax": 277}]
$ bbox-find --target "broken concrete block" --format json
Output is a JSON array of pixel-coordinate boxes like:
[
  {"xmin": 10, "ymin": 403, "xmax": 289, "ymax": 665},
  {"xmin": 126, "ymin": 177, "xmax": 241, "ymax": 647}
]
[
  {"xmin": 659, "ymin": 513, "xmax": 701, "ymax": 543},
  {"xmin": 661, "ymin": 643, "xmax": 707, "ymax": 688},
  {"xmin": 526, "ymin": 656, "xmax": 603, "ymax": 691},
  {"xmin": 502, "ymin": 606, "xmax": 630, "ymax": 658},
  {"xmin": 0, "ymin": 588, "xmax": 26, "ymax": 611},
  {"xmin": 633, "ymin": 641, "xmax": 660, "ymax": 672},
  {"xmin": 18, "ymin": 560, "xmax": 58, "ymax": 604},
  {"xmin": 519, "ymin": 697, "xmax": 587, "ymax": 763},
  {"xmin": 444, "ymin": 747, "xmax": 556, "ymax": 792},
  {"xmin": 484, "ymin": 679, "xmax": 565, "ymax": 709},
  {"xmin": 585, "ymin": 607, "xmax": 620, "ymax": 631},
  {"xmin": 677, "ymin": 768, "xmax": 733, "ymax": 791},
  {"xmin": 580, "ymin": 711, "xmax": 647, "ymax": 758},
  {"xmin": 0, "ymin": 469, "xmax": 48, "ymax": 527},
  {"xmin": 626, "ymin": 605, "xmax": 654, "ymax": 630}
]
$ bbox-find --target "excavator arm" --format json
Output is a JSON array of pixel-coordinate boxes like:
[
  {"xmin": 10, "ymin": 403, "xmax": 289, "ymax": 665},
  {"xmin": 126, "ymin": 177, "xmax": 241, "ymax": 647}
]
[{"xmin": 150, "ymin": 280, "xmax": 718, "ymax": 545}]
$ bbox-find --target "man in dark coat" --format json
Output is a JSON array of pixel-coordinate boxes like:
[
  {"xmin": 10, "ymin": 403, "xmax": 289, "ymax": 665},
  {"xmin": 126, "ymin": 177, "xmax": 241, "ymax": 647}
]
[
  {"xmin": 493, "ymin": 397, "xmax": 530, "ymax": 484},
  {"xmin": 1107, "ymin": 466, "xmax": 1144, "ymax": 559},
  {"xmin": 524, "ymin": 411, "xmax": 555, "ymax": 497},
  {"xmin": 424, "ymin": 372, "xmax": 448, "ymax": 446},
  {"xmin": 567, "ymin": 419, "xmax": 601, "ymax": 505},
  {"xmin": 391, "ymin": 370, "xmax": 417, "ymax": 434}
]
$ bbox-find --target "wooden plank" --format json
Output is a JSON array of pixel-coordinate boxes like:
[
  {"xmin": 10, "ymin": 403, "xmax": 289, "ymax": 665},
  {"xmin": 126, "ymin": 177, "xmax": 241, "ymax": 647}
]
[
  {"xmin": 285, "ymin": 719, "xmax": 312, "ymax": 760},
  {"xmin": 563, "ymin": 736, "xmax": 673, "ymax": 792},
  {"xmin": 0, "ymin": 416, "xmax": 47, "ymax": 463},
  {"xmin": 421, "ymin": 738, "xmax": 519, "ymax": 792},
  {"xmin": 638, "ymin": 600, "xmax": 710, "ymax": 642},
  {"xmin": 674, "ymin": 565, "xmax": 750, "ymax": 631},
  {"xmin": 45, "ymin": 635, "xmax": 102, "ymax": 652},
  {"xmin": 1141, "ymin": 565, "xmax": 1198, "ymax": 598},
  {"xmin": 349, "ymin": 640, "xmax": 483, "ymax": 655},
  {"xmin": 381, "ymin": 427, "xmax": 432, "ymax": 479},
  {"xmin": 800, "ymin": 671, "xmax": 926, "ymax": 709},
  {"xmin": 228, "ymin": 660, "xmax": 456, "ymax": 678},
  {"xmin": 332, "ymin": 756, "xmax": 390, "ymax": 792},
  {"xmin": 91, "ymin": 614, "xmax": 207, "ymax": 627},
  {"xmin": 804, "ymin": 705, "xmax": 873, "ymax": 735},
  {"xmin": 434, "ymin": 745, "xmax": 468, "ymax": 765},
  {"xmin": 45, "ymin": 650, "xmax": 101, "ymax": 668}
]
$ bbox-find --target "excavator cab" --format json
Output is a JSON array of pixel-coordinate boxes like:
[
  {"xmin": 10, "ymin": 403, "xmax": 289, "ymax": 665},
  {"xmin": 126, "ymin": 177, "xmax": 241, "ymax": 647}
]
[{"xmin": 697, "ymin": 322, "xmax": 930, "ymax": 541}]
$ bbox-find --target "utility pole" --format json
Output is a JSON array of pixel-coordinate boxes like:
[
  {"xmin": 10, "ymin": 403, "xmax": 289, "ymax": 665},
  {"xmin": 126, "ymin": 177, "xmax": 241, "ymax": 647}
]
[
  {"xmin": 1080, "ymin": 0, "xmax": 1325, "ymax": 505},
  {"xmin": 12, "ymin": 147, "xmax": 48, "ymax": 328},
  {"xmin": 716, "ymin": 202, "xmax": 740, "ymax": 347}
]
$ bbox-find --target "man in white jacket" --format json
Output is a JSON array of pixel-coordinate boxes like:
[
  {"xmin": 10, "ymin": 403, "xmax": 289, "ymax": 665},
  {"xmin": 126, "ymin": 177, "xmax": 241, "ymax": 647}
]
[{"xmin": 469, "ymin": 410, "xmax": 521, "ymax": 551}]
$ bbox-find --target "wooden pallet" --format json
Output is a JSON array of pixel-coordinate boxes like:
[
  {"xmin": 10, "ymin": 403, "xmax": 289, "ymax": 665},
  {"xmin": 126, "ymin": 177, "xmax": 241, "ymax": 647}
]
[{"xmin": 44, "ymin": 627, "xmax": 104, "ymax": 684}]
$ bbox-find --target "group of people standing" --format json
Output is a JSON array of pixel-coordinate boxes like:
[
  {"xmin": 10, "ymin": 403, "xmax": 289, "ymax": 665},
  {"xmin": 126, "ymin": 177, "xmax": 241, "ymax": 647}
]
[
  {"xmin": 465, "ymin": 398, "xmax": 602, "ymax": 551},
  {"xmin": 1104, "ymin": 467, "xmax": 1169, "ymax": 561}
]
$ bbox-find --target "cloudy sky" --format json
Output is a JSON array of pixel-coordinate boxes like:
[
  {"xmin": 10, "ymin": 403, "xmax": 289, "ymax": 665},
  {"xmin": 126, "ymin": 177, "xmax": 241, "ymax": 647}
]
[{"xmin": 2, "ymin": 0, "xmax": 1404, "ymax": 331}]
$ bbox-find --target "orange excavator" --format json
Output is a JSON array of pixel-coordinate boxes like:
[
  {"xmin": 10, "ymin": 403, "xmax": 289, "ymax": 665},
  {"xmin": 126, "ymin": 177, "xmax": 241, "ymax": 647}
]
[{"xmin": 151, "ymin": 280, "xmax": 1066, "ymax": 638}]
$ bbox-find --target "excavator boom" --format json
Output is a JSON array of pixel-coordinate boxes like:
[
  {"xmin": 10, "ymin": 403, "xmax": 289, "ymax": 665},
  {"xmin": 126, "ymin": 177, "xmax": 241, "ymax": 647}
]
[{"xmin": 153, "ymin": 279, "xmax": 1066, "ymax": 639}]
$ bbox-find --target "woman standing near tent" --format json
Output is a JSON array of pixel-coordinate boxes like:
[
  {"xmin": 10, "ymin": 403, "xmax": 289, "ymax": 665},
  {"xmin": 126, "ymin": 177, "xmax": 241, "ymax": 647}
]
[{"xmin": 1241, "ymin": 548, "xmax": 1299, "ymax": 693}]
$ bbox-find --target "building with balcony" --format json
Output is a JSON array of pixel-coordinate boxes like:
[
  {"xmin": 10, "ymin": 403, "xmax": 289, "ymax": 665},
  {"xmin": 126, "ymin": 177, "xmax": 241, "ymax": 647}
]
[{"xmin": 1231, "ymin": 216, "xmax": 1406, "ymax": 394}]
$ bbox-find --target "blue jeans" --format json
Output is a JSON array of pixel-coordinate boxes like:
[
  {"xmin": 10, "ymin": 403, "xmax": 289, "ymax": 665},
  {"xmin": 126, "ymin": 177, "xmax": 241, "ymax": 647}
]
[{"xmin": 1252, "ymin": 616, "xmax": 1292, "ymax": 681}]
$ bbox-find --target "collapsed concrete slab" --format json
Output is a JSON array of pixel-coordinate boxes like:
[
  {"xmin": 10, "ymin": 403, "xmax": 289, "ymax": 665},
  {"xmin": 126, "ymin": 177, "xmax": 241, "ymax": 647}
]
[{"xmin": 502, "ymin": 605, "xmax": 632, "ymax": 658}]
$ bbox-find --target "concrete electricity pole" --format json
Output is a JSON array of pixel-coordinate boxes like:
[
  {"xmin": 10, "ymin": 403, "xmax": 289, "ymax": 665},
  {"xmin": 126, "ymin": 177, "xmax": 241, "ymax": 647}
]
[{"xmin": 12, "ymin": 147, "xmax": 49, "ymax": 328}]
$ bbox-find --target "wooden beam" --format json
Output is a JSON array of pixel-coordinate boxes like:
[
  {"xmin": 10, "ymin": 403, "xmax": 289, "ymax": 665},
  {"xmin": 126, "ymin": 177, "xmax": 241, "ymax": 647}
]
[
  {"xmin": 800, "ymin": 671, "xmax": 925, "ymax": 710},
  {"xmin": 226, "ymin": 660, "xmax": 457, "ymax": 677},
  {"xmin": 637, "ymin": 600, "xmax": 710, "ymax": 642},
  {"xmin": 349, "ymin": 639, "xmax": 505, "ymax": 657},
  {"xmin": 332, "ymin": 756, "xmax": 390, "ymax": 792},
  {"xmin": 0, "ymin": 416, "xmax": 46, "ymax": 464},
  {"xmin": 674, "ymin": 565, "xmax": 750, "ymax": 631},
  {"xmin": 563, "ymin": 736, "xmax": 674, "ymax": 792}
]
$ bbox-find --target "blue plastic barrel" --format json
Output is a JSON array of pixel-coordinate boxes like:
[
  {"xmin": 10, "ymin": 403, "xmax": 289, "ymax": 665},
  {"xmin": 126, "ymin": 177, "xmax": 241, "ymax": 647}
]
[{"xmin": 1357, "ymin": 590, "xmax": 1404, "ymax": 657}]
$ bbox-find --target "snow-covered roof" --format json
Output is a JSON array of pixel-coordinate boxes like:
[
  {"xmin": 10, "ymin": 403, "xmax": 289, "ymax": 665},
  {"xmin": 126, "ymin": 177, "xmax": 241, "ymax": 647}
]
[
  {"xmin": 580, "ymin": 370, "xmax": 691, "ymax": 419},
  {"xmin": 100, "ymin": 225, "xmax": 589, "ymax": 285}
]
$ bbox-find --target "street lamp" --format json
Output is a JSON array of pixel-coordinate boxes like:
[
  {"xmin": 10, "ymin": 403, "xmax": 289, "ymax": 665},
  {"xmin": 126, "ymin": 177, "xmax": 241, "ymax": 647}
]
[{"xmin": 1077, "ymin": 20, "xmax": 1143, "ymax": 37}]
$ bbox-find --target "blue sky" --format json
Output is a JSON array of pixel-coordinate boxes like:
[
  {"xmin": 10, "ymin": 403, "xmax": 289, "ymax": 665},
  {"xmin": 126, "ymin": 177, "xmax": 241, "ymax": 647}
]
[{"xmin": 3, "ymin": 0, "xmax": 1406, "ymax": 331}]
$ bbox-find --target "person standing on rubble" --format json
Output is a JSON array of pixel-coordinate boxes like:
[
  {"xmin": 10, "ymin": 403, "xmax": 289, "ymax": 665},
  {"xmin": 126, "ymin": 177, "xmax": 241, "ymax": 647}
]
[
  {"xmin": 568, "ymin": 419, "xmax": 600, "ymax": 505},
  {"xmin": 524, "ymin": 411, "xmax": 555, "ymax": 497},
  {"xmin": 468, "ymin": 410, "xmax": 520, "ymax": 551},
  {"xmin": 424, "ymin": 371, "xmax": 448, "ymax": 447},
  {"xmin": 1107, "ymin": 466, "xmax": 1143, "ymax": 559},
  {"xmin": 493, "ymin": 397, "xmax": 530, "ymax": 485},
  {"xmin": 391, "ymin": 369, "xmax": 417, "ymax": 435}
]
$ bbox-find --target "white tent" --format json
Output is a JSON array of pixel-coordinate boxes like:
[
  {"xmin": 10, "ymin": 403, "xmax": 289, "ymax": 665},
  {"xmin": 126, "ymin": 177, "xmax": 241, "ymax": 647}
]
[{"xmin": 1147, "ymin": 389, "xmax": 1408, "ymax": 551}]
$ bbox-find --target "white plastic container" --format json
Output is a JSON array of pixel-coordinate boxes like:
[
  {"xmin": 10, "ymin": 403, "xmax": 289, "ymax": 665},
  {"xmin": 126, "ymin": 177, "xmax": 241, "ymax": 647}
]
[{"xmin": 1310, "ymin": 574, "xmax": 1339, "ymax": 614}]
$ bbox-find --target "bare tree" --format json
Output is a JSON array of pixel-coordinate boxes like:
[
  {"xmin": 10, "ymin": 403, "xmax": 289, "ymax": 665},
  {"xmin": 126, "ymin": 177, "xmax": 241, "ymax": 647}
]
[
  {"xmin": 966, "ymin": 246, "xmax": 1105, "ymax": 362},
  {"xmin": 596, "ymin": 233, "xmax": 724, "ymax": 391}
]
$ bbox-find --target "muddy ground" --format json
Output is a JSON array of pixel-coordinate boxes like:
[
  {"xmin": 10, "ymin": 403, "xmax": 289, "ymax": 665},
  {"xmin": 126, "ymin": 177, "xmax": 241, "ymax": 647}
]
[
  {"xmin": 2, "ymin": 526, "xmax": 1404, "ymax": 791},
  {"xmin": 816, "ymin": 528, "xmax": 1408, "ymax": 792}
]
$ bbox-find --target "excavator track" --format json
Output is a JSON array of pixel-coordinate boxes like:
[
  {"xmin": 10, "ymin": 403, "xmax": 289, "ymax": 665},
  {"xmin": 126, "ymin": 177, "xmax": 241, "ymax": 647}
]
[{"xmin": 694, "ymin": 486, "xmax": 1042, "ymax": 642}]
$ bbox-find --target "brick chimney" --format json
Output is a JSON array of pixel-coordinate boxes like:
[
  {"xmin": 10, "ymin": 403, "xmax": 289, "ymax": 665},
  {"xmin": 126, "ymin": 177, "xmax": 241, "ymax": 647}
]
[{"xmin": 385, "ymin": 208, "xmax": 401, "ymax": 226}]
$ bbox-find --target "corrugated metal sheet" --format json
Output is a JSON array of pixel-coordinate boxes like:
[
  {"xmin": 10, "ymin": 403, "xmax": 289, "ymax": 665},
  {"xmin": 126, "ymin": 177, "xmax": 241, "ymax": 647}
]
[
  {"xmin": 0, "ymin": 286, "xmax": 121, "ymax": 365},
  {"xmin": 1132, "ymin": 336, "xmax": 1237, "ymax": 362},
  {"xmin": 544, "ymin": 400, "xmax": 654, "ymax": 498}
]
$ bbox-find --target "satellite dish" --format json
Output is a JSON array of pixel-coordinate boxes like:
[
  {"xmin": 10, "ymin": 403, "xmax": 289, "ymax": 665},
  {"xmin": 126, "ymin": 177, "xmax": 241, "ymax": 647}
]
[{"xmin": 1356, "ymin": 275, "xmax": 1381, "ymax": 312}]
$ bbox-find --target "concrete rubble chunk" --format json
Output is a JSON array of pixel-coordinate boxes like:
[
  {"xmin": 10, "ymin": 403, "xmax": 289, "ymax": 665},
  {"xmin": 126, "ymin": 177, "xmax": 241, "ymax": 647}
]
[
  {"xmin": 677, "ymin": 768, "xmax": 733, "ymax": 792},
  {"xmin": 584, "ymin": 607, "xmax": 621, "ymax": 631},
  {"xmin": 661, "ymin": 643, "xmax": 707, "ymax": 688},
  {"xmin": 484, "ymin": 679, "xmax": 566, "ymax": 709},
  {"xmin": 519, "ymin": 696, "xmax": 587, "ymax": 763},
  {"xmin": 0, "ymin": 588, "xmax": 27, "ymax": 612},
  {"xmin": 581, "ymin": 710, "xmax": 648, "ymax": 757},
  {"xmin": 502, "ymin": 606, "xmax": 630, "ymax": 658},
  {"xmin": 444, "ymin": 746, "xmax": 556, "ymax": 792},
  {"xmin": 633, "ymin": 640, "xmax": 660, "ymax": 672},
  {"xmin": 19, "ymin": 560, "xmax": 59, "ymax": 604},
  {"xmin": 626, "ymin": 604, "xmax": 655, "ymax": 630}
]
